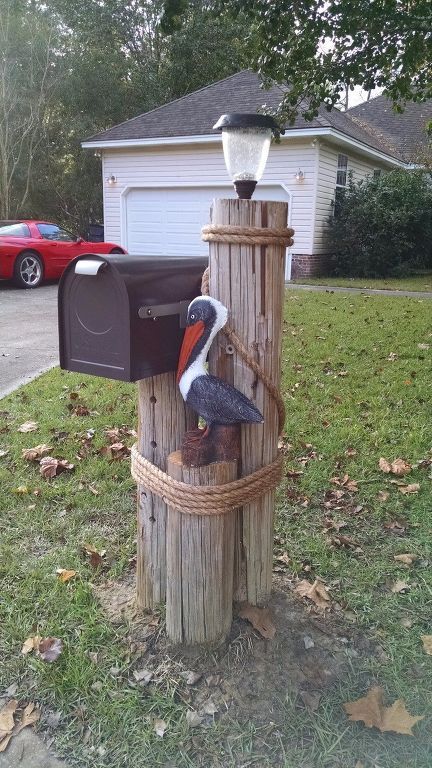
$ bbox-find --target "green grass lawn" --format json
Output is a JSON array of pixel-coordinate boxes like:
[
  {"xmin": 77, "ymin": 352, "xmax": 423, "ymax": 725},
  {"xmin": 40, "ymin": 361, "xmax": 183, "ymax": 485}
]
[
  {"xmin": 1, "ymin": 291, "xmax": 431, "ymax": 767},
  {"xmin": 291, "ymin": 274, "xmax": 432, "ymax": 292}
]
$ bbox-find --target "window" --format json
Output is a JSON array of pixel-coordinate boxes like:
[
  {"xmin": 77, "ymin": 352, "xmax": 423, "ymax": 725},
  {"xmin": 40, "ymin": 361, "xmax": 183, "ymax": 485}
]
[
  {"xmin": 0, "ymin": 222, "xmax": 30, "ymax": 237},
  {"xmin": 334, "ymin": 154, "xmax": 348, "ymax": 217},
  {"xmin": 37, "ymin": 223, "xmax": 77, "ymax": 242},
  {"xmin": 336, "ymin": 154, "xmax": 348, "ymax": 187},
  {"xmin": 373, "ymin": 169, "xmax": 382, "ymax": 178}
]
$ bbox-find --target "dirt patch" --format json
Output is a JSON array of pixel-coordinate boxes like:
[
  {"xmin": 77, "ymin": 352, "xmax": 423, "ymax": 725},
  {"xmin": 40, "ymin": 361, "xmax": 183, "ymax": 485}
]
[
  {"xmin": 93, "ymin": 573, "xmax": 374, "ymax": 726},
  {"xmin": 0, "ymin": 729, "xmax": 68, "ymax": 768}
]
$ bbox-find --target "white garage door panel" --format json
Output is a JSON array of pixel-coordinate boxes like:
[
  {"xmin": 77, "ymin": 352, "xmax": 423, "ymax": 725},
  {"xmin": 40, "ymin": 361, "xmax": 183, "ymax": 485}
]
[{"xmin": 124, "ymin": 185, "xmax": 291, "ymax": 260}]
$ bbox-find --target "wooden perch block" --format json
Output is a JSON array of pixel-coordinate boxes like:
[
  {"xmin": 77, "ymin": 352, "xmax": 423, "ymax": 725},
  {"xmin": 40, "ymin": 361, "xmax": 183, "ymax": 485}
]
[
  {"xmin": 181, "ymin": 423, "xmax": 241, "ymax": 467},
  {"xmin": 166, "ymin": 450, "xmax": 237, "ymax": 645}
]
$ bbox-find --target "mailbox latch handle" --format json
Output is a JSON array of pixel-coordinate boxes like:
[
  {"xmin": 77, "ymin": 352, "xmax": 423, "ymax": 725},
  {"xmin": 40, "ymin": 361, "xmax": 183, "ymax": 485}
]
[{"xmin": 138, "ymin": 300, "xmax": 190, "ymax": 328}]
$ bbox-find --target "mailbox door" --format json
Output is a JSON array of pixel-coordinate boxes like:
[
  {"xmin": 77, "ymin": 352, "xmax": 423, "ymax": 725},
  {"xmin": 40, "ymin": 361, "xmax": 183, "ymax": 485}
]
[{"xmin": 59, "ymin": 256, "xmax": 132, "ymax": 381}]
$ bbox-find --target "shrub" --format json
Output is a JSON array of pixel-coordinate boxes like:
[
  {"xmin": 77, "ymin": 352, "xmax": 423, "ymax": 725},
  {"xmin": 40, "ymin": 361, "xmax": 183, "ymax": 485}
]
[{"xmin": 326, "ymin": 169, "xmax": 432, "ymax": 277}]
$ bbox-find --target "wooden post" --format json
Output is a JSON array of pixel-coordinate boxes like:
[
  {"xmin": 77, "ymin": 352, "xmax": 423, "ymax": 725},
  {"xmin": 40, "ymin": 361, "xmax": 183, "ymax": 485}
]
[
  {"xmin": 208, "ymin": 199, "xmax": 287, "ymax": 605},
  {"xmin": 136, "ymin": 373, "xmax": 196, "ymax": 610},
  {"xmin": 166, "ymin": 451, "xmax": 237, "ymax": 644}
]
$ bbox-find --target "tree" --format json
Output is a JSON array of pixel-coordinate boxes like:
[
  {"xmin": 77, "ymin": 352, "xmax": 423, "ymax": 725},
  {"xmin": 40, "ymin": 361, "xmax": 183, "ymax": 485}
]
[
  {"xmin": 162, "ymin": 0, "xmax": 432, "ymax": 124},
  {"xmin": 327, "ymin": 170, "xmax": 432, "ymax": 277},
  {"xmin": 0, "ymin": 0, "xmax": 57, "ymax": 218}
]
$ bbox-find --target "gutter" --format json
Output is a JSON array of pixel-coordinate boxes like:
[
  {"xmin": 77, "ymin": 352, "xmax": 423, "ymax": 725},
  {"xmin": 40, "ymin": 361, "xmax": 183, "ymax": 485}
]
[{"xmin": 82, "ymin": 127, "xmax": 406, "ymax": 167}]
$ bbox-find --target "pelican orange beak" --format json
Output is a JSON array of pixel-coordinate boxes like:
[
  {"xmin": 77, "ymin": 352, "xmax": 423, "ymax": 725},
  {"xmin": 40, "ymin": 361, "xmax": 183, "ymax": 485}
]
[{"xmin": 176, "ymin": 320, "xmax": 205, "ymax": 383}]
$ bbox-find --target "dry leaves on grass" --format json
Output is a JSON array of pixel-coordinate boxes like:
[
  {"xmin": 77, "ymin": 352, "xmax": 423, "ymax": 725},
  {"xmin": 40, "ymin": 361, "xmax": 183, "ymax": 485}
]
[
  {"xmin": 17, "ymin": 421, "xmax": 38, "ymax": 433},
  {"xmin": 238, "ymin": 604, "xmax": 276, "ymax": 639},
  {"xmin": 0, "ymin": 700, "xmax": 40, "ymax": 753},
  {"xmin": 398, "ymin": 483, "xmax": 420, "ymax": 495},
  {"xmin": 394, "ymin": 553, "xmax": 418, "ymax": 566},
  {"xmin": 56, "ymin": 568, "xmax": 77, "ymax": 583},
  {"xmin": 379, "ymin": 457, "xmax": 412, "ymax": 476},
  {"xmin": 185, "ymin": 710, "xmax": 203, "ymax": 728},
  {"xmin": 82, "ymin": 543, "xmax": 106, "ymax": 568},
  {"xmin": 21, "ymin": 635, "xmax": 63, "ymax": 662},
  {"xmin": 294, "ymin": 579, "xmax": 331, "ymax": 611},
  {"xmin": 343, "ymin": 686, "xmax": 424, "ymax": 736},
  {"xmin": 39, "ymin": 457, "xmax": 74, "ymax": 478},
  {"xmin": 421, "ymin": 636, "xmax": 432, "ymax": 656},
  {"xmin": 153, "ymin": 719, "xmax": 167, "ymax": 737},
  {"xmin": 391, "ymin": 580, "xmax": 410, "ymax": 594},
  {"xmin": 330, "ymin": 474, "xmax": 358, "ymax": 492},
  {"xmin": 22, "ymin": 444, "xmax": 52, "ymax": 461},
  {"xmin": 99, "ymin": 442, "xmax": 130, "ymax": 460}
]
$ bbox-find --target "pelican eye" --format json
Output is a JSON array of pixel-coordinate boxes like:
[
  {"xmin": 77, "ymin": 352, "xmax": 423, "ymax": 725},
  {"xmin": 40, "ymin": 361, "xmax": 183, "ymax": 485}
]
[{"xmin": 190, "ymin": 313, "xmax": 196, "ymax": 321}]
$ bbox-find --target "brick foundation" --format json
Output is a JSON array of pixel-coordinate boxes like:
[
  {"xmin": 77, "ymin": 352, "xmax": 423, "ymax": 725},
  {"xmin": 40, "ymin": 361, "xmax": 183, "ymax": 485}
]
[{"xmin": 290, "ymin": 253, "xmax": 329, "ymax": 280}]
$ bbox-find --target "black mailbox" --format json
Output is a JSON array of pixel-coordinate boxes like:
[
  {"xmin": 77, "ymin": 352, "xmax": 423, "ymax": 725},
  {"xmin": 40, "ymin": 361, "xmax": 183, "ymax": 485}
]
[{"xmin": 58, "ymin": 253, "xmax": 207, "ymax": 382}]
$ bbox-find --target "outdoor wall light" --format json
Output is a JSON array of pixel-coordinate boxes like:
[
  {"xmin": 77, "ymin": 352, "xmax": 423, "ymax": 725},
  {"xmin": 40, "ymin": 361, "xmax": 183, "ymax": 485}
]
[
  {"xmin": 213, "ymin": 113, "xmax": 280, "ymax": 199},
  {"xmin": 107, "ymin": 174, "xmax": 117, "ymax": 185},
  {"xmin": 295, "ymin": 169, "xmax": 305, "ymax": 183}
]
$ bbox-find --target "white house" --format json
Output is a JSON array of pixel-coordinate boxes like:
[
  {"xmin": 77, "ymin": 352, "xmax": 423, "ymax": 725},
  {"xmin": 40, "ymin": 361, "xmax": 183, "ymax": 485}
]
[{"xmin": 82, "ymin": 70, "xmax": 427, "ymax": 279}]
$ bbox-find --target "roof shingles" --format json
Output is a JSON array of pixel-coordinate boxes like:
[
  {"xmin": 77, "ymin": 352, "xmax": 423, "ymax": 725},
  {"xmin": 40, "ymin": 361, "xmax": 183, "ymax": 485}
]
[{"xmin": 85, "ymin": 70, "xmax": 425, "ymax": 161}]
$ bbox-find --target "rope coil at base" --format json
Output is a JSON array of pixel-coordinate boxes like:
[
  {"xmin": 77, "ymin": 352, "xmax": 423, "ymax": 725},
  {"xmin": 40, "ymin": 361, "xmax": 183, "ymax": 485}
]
[{"xmin": 131, "ymin": 444, "xmax": 283, "ymax": 516}]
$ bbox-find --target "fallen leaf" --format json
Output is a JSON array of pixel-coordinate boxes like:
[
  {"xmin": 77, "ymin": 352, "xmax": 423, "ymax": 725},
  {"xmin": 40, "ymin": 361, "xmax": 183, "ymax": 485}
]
[
  {"xmin": 389, "ymin": 459, "xmax": 412, "ymax": 476},
  {"xmin": 40, "ymin": 457, "xmax": 74, "ymax": 478},
  {"xmin": 331, "ymin": 534, "xmax": 362, "ymax": 551},
  {"xmin": 400, "ymin": 617, "xmax": 414, "ymax": 628},
  {"xmin": 345, "ymin": 447, "xmax": 358, "ymax": 457},
  {"xmin": 421, "ymin": 636, "xmax": 432, "ymax": 655},
  {"xmin": 56, "ymin": 568, "xmax": 77, "ymax": 583},
  {"xmin": 0, "ymin": 700, "xmax": 18, "ymax": 735},
  {"xmin": 14, "ymin": 486, "xmax": 29, "ymax": 495},
  {"xmin": 0, "ymin": 701, "xmax": 40, "ymax": 753},
  {"xmin": 17, "ymin": 421, "xmax": 38, "ymax": 433},
  {"xmin": 133, "ymin": 669, "xmax": 153, "ymax": 685},
  {"xmin": 378, "ymin": 490, "xmax": 390, "ymax": 502},
  {"xmin": 21, "ymin": 635, "xmax": 41, "ymax": 655},
  {"xmin": 384, "ymin": 518, "xmax": 408, "ymax": 535},
  {"xmin": 153, "ymin": 718, "xmax": 167, "ymax": 737},
  {"xmin": 22, "ymin": 444, "xmax": 52, "ymax": 461},
  {"xmin": 37, "ymin": 637, "xmax": 63, "ymax": 662},
  {"xmin": 418, "ymin": 343, "xmax": 430, "ymax": 350},
  {"xmin": 398, "ymin": 483, "xmax": 420, "ymax": 495},
  {"xmin": 343, "ymin": 686, "xmax": 423, "ymax": 735},
  {"xmin": 201, "ymin": 698, "xmax": 218, "ymax": 715},
  {"xmin": 238, "ymin": 604, "xmax": 276, "ymax": 639},
  {"xmin": 294, "ymin": 579, "xmax": 331, "ymax": 610},
  {"xmin": 82, "ymin": 543, "xmax": 106, "ymax": 568},
  {"xmin": 391, "ymin": 579, "xmax": 410, "ymax": 594},
  {"xmin": 299, "ymin": 690, "xmax": 321, "ymax": 711},
  {"xmin": 331, "ymin": 474, "xmax": 358, "ymax": 492},
  {"xmin": 379, "ymin": 457, "xmax": 411, "ymax": 475},
  {"xmin": 0, "ymin": 449, "xmax": 9, "ymax": 458},
  {"xmin": 180, "ymin": 670, "xmax": 202, "ymax": 686},
  {"xmin": 186, "ymin": 710, "xmax": 203, "ymax": 728},
  {"xmin": 303, "ymin": 635, "xmax": 315, "ymax": 649},
  {"xmin": 394, "ymin": 554, "xmax": 417, "ymax": 566}
]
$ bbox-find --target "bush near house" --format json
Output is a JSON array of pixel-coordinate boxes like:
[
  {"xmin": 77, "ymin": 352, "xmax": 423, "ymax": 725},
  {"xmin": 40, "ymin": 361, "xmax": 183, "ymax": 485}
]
[{"xmin": 327, "ymin": 170, "xmax": 432, "ymax": 277}]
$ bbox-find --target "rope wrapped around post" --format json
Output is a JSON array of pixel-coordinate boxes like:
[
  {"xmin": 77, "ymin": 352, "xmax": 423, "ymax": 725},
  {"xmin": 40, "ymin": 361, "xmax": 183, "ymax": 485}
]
[{"xmin": 131, "ymin": 444, "xmax": 283, "ymax": 515}]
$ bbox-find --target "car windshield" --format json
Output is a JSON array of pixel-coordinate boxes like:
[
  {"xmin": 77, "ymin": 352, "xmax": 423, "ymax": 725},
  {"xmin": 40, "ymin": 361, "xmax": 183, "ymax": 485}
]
[
  {"xmin": 0, "ymin": 222, "xmax": 31, "ymax": 237},
  {"xmin": 37, "ymin": 223, "xmax": 77, "ymax": 242}
]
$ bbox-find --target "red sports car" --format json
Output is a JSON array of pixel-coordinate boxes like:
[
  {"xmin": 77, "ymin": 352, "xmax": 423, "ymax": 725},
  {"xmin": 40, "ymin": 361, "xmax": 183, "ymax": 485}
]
[{"xmin": 0, "ymin": 220, "xmax": 126, "ymax": 288}]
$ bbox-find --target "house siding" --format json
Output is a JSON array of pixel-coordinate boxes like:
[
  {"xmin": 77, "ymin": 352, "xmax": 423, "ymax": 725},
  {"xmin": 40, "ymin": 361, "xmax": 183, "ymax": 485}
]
[
  {"xmin": 101, "ymin": 139, "xmax": 317, "ymax": 256},
  {"xmin": 313, "ymin": 141, "xmax": 390, "ymax": 255}
]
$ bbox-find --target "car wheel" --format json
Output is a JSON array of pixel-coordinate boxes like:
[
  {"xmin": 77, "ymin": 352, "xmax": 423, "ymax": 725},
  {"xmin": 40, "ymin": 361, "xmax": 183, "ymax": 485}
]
[
  {"xmin": 109, "ymin": 248, "xmax": 124, "ymax": 254},
  {"xmin": 13, "ymin": 251, "xmax": 44, "ymax": 288}
]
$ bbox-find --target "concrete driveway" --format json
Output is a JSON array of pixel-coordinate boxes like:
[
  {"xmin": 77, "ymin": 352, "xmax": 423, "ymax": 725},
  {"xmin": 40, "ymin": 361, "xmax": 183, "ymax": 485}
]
[{"xmin": 0, "ymin": 281, "xmax": 59, "ymax": 399}]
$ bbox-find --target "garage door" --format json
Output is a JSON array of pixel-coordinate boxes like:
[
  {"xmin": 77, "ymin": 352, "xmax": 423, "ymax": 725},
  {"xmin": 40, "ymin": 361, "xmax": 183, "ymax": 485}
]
[{"xmin": 123, "ymin": 184, "xmax": 292, "ymax": 276}]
